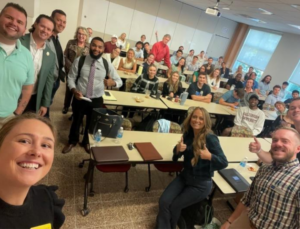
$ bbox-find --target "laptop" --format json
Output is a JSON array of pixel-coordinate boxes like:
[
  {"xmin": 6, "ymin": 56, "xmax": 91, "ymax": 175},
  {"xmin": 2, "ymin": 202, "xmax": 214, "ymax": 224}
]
[
  {"xmin": 91, "ymin": 146, "xmax": 129, "ymax": 163},
  {"xmin": 218, "ymin": 168, "xmax": 250, "ymax": 192}
]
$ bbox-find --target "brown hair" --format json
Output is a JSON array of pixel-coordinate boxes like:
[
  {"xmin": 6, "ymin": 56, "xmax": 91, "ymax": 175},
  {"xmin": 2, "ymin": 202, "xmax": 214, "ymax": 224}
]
[
  {"xmin": 0, "ymin": 113, "xmax": 56, "ymax": 147},
  {"xmin": 272, "ymin": 126, "xmax": 300, "ymax": 143},
  {"xmin": 167, "ymin": 71, "xmax": 180, "ymax": 94},
  {"xmin": 208, "ymin": 69, "xmax": 220, "ymax": 83},
  {"xmin": 182, "ymin": 107, "xmax": 212, "ymax": 166}
]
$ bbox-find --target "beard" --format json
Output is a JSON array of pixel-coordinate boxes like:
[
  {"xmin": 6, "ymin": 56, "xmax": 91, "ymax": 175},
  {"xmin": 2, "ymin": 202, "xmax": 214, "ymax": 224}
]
[
  {"xmin": 89, "ymin": 49, "xmax": 103, "ymax": 59},
  {"xmin": 270, "ymin": 147, "xmax": 295, "ymax": 164}
]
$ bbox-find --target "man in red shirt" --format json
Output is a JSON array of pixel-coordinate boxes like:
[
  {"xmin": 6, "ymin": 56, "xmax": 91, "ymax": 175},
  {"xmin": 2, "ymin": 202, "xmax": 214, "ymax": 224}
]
[
  {"xmin": 104, "ymin": 34, "xmax": 117, "ymax": 53},
  {"xmin": 151, "ymin": 34, "xmax": 171, "ymax": 68}
]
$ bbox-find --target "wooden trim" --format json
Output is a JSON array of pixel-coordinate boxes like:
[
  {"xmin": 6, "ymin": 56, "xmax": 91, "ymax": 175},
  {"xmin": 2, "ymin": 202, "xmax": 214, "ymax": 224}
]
[{"xmin": 224, "ymin": 23, "xmax": 249, "ymax": 68}]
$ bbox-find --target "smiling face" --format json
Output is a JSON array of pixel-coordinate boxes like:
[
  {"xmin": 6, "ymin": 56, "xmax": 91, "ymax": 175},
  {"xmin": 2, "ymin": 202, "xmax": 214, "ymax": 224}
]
[
  {"xmin": 190, "ymin": 109, "xmax": 205, "ymax": 131},
  {"xmin": 77, "ymin": 28, "xmax": 87, "ymax": 43},
  {"xmin": 198, "ymin": 74, "xmax": 206, "ymax": 85},
  {"xmin": 275, "ymin": 103, "xmax": 285, "ymax": 113},
  {"xmin": 178, "ymin": 58, "xmax": 185, "ymax": 66},
  {"xmin": 289, "ymin": 99, "xmax": 300, "ymax": 123},
  {"xmin": 148, "ymin": 66, "xmax": 157, "ymax": 78},
  {"xmin": 264, "ymin": 76, "xmax": 271, "ymax": 83},
  {"xmin": 90, "ymin": 39, "xmax": 104, "ymax": 59},
  {"xmin": 33, "ymin": 17, "xmax": 54, "ymax": 41},
  {"xmin": 199, "ymin": 66, "xmax": 206, "ymax": 73},
  {"xmin": 293, "ymin": 92, "xmax": 299, "ymax": 99},
  {"xmin": 0, "ymin": 119, "xmax": 55, "ymax": 187},
  {"xmin": 171, "ymin": 72, "xmax": 179, "ymax": 83},
  {"xmin": 127, "ymin": 50, "xmax": 134, "ymax": 59},
  {"xmin": 162, "ymin": 36, "xmax": 170, "ymax": 45},
  {"xmin": 249, "ymin": 97, "xmax": 258, "ymax": 109},
  {"xmin": 147, "ymin": 54, "xmax": 154, "ymax": 63},
  {"xmin": 270, "ymin": 129, "xmax": 300, "ymax": 164},
  {"xmin": 53, "ymin": 12, "xmax": 66, "ymax": 34},
  {"xmin": 141, "ymin": 35, "xmax": 146, "ymax": 42},
  {"xmin": 246, "ymin": 80, "xmax": 253, "ymax": 89},
  {"xmin": 0, "ymin": 6, "xmax": 27, "ymax": 43},
  {"xmin": 87, "ymin": 28, "xmax": 92, "ymax": 37},
  {"xmin": 273, "ymin": 87, "xmax": 280, "ymax": 96},
  {"xmin": 213, "ymin": 69, "xmax": 220, "ymax": 78}
]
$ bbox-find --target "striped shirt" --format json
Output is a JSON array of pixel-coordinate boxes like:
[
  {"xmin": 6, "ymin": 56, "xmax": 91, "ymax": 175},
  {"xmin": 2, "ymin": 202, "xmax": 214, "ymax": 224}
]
[
  {"xmin": 241, "ymin": 159, "xmax": 300, "ymax": 229},
  {"xmin": 131, "ymin": 73, "xmax": 159, "ymax": 95}
]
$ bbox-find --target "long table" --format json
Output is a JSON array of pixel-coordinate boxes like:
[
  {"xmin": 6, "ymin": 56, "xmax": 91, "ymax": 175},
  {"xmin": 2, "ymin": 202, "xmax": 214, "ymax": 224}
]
[
  {"xmin": 81, "ymin": 131, "xmax": 271, "ymax": 215},
  {"xmin": 160, "ymin": 97, "xmax": 231, "ymax": 115},
  {"xmin": 104, "ymin": 90, "xmax": 167, "ymax": 109}
]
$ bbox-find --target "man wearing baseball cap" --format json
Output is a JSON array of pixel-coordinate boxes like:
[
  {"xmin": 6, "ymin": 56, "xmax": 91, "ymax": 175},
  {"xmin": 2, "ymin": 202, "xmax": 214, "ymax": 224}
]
[
  {"xmin": 104, "ymin": 34, "xmax": 118, "ymax": 53},
  {"xmin": 222, "ymin": 94, "xmax": 265, "ymax": 136}
]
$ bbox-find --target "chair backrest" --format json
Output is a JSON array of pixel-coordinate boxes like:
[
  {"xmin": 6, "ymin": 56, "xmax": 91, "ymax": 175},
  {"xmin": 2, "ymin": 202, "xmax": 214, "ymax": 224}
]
[
  {"xmin": 158, "ymin": 82, "xmax": 164, "ymax": 92},
  {"xmin": 125, "ymin": 78, "xmax": 136, "ymax": 92},
  {"xmin": 122, "ymin": 118, "xmax": 132, "ymax": 131},
  {"xmin": 231, "ymin": 125, "xmax": 253, "ymax": 137},
  {"xmin": 213, "ymin": 92, "xmax": 223, "ymax": 103},
  {"xmin": 187, "ymin": 106, "xmax": 196, "ymax": 116},
  {"xmin": 152, "ymin": 120, "xmax": 182, "ymax": 134}
]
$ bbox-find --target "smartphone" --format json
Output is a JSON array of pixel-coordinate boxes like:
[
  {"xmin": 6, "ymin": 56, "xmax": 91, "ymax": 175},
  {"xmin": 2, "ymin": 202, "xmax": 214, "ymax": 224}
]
[{"xmin": 105, "ymin": 91, "xmax": 111, "ymax": 97}]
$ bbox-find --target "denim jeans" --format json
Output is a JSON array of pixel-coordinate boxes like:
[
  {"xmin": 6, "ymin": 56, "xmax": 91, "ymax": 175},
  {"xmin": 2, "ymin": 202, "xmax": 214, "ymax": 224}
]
[{"xmin": 156, "ymin": 171, "xmax": 212, "ymax": 229}]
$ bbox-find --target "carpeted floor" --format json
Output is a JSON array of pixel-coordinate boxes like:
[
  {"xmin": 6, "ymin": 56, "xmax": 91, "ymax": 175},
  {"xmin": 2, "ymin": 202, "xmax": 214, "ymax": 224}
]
[{"xmin": 40, "ymin": 81, "xmax": 233, "ymax": 229}]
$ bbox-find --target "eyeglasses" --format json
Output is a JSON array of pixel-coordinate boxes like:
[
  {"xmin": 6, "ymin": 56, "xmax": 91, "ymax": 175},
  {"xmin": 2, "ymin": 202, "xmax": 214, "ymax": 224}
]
[{"xmin": 78, "ymin": 33, "xmax": 87, "ymax": 37}]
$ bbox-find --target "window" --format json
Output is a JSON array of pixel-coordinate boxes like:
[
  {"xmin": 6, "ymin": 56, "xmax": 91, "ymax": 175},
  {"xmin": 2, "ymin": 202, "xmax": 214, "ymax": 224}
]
[
  {"xmin": 286, "ymin": 60, "xmax": 300, "ymax": 98},
  {"xmin": 233, "ymin": 29, "xmax": 282, "ymax": 81}
]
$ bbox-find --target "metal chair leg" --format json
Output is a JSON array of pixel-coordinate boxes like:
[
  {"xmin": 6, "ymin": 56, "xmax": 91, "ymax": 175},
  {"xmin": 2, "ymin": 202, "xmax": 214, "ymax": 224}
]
[
  {"xmin": 89, "ymin": 166, "xmax": 95, "ymax": 197},
  {"xmin": 145, "ymin": 163, "xmax": 151, "ymax": 192},
  {"xmin": 81, "ymin": 160, "xmax": 93, "ymax": 216},
  {"xmin": 124, "ymin": 171, "xmax": 129, "ymax": 193}
]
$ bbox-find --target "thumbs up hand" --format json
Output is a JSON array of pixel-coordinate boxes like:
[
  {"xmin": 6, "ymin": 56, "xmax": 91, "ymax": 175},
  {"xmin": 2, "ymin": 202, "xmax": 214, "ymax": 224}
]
[
  {"xmin": 249, "ymin": 137, "xmax": 261, "ymax": 154},
  {"xmin": 104, "ymin": 74, "xmax": 116, "ymax": 87},
  {"xmin": 198, "ymin": 144, "xmax": 212, "ymax": 160},
  {"xmin": 177, "ymin": 136, "xmax": 187, "ymax": 153}
]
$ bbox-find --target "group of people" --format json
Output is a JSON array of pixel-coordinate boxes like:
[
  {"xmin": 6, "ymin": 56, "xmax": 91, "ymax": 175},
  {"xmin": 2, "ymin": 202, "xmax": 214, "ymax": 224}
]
[{"xmin": 1, "ymin": 2, "xmax": 300, "ymax": 229}]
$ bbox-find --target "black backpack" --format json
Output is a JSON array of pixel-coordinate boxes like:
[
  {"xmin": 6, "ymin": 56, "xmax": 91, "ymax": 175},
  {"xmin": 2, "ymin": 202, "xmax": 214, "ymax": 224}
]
[
  {"xmin": 75, "ymin": 55, "xmax": 109, "ymax": 85},
  {"xmin": 135, "ymin": 111, "xmax": 157, "ymax": 132}
]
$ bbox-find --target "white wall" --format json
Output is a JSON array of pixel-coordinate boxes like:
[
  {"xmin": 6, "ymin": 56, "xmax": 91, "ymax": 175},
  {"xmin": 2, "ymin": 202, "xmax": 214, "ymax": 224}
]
[
  {"xmin": 80, "ymin": 0, "xmax": 238, "ymax": 57},
  {"xmin": 264, "ymin": 32, "xmax": 300, "ymax": 87}
]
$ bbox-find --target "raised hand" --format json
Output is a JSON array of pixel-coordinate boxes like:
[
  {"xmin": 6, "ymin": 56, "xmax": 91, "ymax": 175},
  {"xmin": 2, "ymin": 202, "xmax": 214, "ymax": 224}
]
[
  {"xmin": 177, "ymin": 136, "xmax": 187, "ymax": 153},
  {"xmin": 249, "ymin": 137, "xmax": 261, "ymax": 153},
  {"xmin": 199, "ymin": 144, "xmax": 212, "ymax": 160}
]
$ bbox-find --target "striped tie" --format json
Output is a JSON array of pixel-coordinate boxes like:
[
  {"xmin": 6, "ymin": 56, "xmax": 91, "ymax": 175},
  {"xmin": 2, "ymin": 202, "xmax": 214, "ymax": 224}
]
[{"xmin": 86, "ymin": 60, "xmax": 96, "ymax": 98}]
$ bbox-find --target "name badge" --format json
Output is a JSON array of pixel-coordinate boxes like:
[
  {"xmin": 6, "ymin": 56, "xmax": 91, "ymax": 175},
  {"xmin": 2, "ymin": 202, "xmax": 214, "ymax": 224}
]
[{"xmin": 31, "ymin": 223, "xmax": 52, "ymax": 229}]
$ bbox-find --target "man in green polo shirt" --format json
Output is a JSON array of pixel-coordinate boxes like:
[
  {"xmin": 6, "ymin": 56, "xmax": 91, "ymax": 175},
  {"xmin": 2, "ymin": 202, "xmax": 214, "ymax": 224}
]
[{"xmin": 0, "ymin": 3, "xmax": 34, "ymax": 127}]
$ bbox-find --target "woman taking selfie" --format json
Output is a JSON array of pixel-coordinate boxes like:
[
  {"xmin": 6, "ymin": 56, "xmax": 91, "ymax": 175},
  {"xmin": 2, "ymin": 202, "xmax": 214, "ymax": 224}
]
[
  {"xmin": 0, "ymin": 113, "xmax": 65, "ymax": 228},
  {"xmin": 156, "ymin": 107, "xmax": 228, "ymax": 229}
]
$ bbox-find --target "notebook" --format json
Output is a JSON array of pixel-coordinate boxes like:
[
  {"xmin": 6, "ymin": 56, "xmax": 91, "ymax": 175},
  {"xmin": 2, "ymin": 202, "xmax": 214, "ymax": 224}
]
[
  {"xmin": 91, "ymin": 146, "xmax": 129, "ymax": 163},
  {"xmin": 134, "ymin": 142, "xmax": 163, "ymax": 161},
  {"xmin": 103, "ymin": 91, "xmax": 117, "ymax": 101},
  {"xmin": 218, "ymin": 168, "xmax": 250, "ymax": 193}
]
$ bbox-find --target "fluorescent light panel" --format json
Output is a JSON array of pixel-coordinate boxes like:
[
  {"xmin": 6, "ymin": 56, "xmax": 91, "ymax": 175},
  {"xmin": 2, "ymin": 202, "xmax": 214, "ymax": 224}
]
[
  {"xmin": 258, "ymin": 8, "xmax": 273, "ymax": 15},
  {"xmin": 289, "ymin": 24, "xmax": 300, "ymax": 30}
]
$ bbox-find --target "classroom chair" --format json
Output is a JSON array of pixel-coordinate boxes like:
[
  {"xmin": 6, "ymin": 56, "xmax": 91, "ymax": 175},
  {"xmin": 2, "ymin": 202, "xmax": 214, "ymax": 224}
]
[
  {"xmin": 158, "ymin": 82, "xmax": 164, "ymax": 92},
  {"xmin": 79, "ymin": 118, "xmax": 133, "ymax": 193},
  {"xmin": 125, "ymin": 78, "xmax": 136, "ymax": 92},
  {"xmin": 145, "ymin": 120, "xmax": 183, "ymax": 192},
  {"xmin": 230, "ymin": 125, "xmax": 253, "ymax": 137}
]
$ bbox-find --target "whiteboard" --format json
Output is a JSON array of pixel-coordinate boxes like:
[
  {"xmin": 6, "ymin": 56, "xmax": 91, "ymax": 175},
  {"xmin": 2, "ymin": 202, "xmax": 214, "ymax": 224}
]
[
  {"xmin": 150, "ymin": 17, "xmax": 177, "ymax": 45},
  {"xmin": 80, "ymin": 0, "xmax": 109, "ymax": 33},
  {"xmin": 170, "ymin": 24, "xmax": 196, "ymax": 52},
  {"xmin": 206, "ymin": 35, "xmax": 230, "ymax": 59},
  {"xmin": 105, "ymin": 2, "xmax": 134, "ymax": 37},
  {"xmin": 189, "ymin": 29, "xmax": 212, "ymax": 54},
  {"xmin": 129, "ymin": 10, "xmax": 156, "ymax": 42}
]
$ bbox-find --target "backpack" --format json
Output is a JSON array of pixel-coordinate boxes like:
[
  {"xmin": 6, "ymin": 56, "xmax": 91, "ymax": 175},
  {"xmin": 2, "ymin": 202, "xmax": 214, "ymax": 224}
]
[
  {"xmin": 135, "ymin": 111, "xmax": 157, "ymax": 132},
  {"xmin": 75, "ymin": 55, "xmax": 109, "ymax": 85}
]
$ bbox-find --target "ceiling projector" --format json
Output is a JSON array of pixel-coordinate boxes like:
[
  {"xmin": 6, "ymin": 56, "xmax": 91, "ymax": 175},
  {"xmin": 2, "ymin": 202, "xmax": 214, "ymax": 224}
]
[
  {"xmin": 205, "ymin": 7, "xmax": 221, "ymax": 17},
  {"xmin": 206, "ymin": 0, "xmax": 221, "ymax": 17}
]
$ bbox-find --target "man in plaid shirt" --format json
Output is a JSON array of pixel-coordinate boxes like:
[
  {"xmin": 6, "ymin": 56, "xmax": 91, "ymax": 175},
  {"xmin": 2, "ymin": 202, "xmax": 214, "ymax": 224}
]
[{"xmin": 221, "ymin": 126, "xmax": 300, "ymax": 229}]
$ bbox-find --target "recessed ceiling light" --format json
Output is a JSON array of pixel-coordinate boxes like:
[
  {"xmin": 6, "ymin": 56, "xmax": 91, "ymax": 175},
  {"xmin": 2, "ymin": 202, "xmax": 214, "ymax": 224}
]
[
  {"xmin": 250, "ymin": 18, "xmax": 266, "ymax": 23},
  {"xmin": 291, "ymin": 4, "xmax": 299, "ymax": 8},
  {"xmin": 258, "ymin": 8, "xmax": 273, "ymax": 15},
  {"xmin": 222, "ymin": 7, "xmax": 230, "ymax": 10},
  {"xmin": 289, "ymin": 24, "xmax": 300, "ymax": 30}
]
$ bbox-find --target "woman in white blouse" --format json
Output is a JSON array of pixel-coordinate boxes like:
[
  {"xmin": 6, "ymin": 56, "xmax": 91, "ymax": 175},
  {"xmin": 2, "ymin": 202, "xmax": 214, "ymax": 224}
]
[
  {"xmin": 207, "ymin": 69, "xmax": 221, "ymax": 90},
  {"xmin": 116, "ymin": 33, "xmax": 127, "ymax": 49},
  {"xmin": 103, "ymin": 47, "xmax": 121, "ymax": 70}
]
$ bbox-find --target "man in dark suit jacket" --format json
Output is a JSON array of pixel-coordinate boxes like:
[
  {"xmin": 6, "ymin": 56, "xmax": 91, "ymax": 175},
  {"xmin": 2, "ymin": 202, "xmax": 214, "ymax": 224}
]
[{"xmin": 20, "ymin": 14, "xmax": 56, "ymax": 116}]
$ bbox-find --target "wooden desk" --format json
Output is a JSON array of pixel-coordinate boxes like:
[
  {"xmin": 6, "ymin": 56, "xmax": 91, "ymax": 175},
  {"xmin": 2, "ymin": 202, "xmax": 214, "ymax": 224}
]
[
  {"xmin": 104, "ymin": 91, "xmax": 168, "ymax": 109},
  {"xmin": 89, "ymin": 131, "xmax": 182, "ymax": 162},
  {"xmin": 160, "ymin": 97, "xmax": 230, "ymax": 115},
  {"xmin": 211, "ymin": 87, "xmax": 228, "ymax": 94},
  {"xmin": 220, "ymin": 78, "xmax": 228, "ymax": 83},
  {"xmin": 218, "ymin": 137, "xmax": 271, "ymax": 162},
  {"xmin": 212, "ymin": 163, "xmax": 259, "ymax": 194},
  {"xmin": 136, "ymin": 60, "xmax": 144, "ymax": 66},
  {"xmin": 183, "ymin": 70, "xmax": 194, "ymax": 75}
]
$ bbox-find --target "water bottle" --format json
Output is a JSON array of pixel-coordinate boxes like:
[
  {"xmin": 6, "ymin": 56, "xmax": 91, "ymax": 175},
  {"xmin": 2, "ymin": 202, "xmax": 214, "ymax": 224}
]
[
  {"xmin": 94, "ymin": 129, "xmax": 101, "ymax": 145},
  {"xmin": 239, "ymin": 157, "xmax": 248, "ymax": 171},
  {"xmin": 115, "ymin": 127, "xmax": 123, "ymax": 143},
  {"xmin": 267, "ymin": 104, "xmax": 271, "ymax": 111},
  {"xmin": 200, "ymin": 91, "xmax": 203, "ymax": 96}
]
